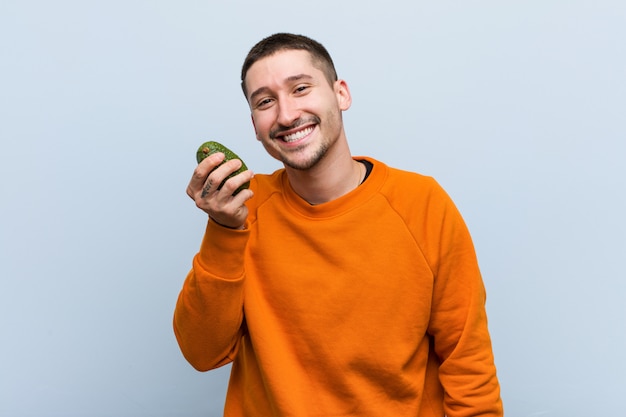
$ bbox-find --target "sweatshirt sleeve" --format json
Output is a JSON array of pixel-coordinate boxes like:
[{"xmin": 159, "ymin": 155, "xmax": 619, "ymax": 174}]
[
  {"xmin": 173, "ymin": 219, "xmax": 249, "ymax": 371},
  {"xmin": 424, "ymin": 183, "xmax": 503, "ymax": 417}
]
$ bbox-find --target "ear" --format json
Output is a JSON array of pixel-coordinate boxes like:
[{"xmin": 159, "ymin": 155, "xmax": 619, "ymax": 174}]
[{"xmin": 334, "ymin": 79, "xmax": 352, "ymax": 111}]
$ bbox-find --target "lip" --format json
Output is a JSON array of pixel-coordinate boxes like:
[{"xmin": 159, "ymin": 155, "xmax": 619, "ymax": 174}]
[{"xmin": 275, "ymin": 124, "xmax": 316, "ymax": 145}]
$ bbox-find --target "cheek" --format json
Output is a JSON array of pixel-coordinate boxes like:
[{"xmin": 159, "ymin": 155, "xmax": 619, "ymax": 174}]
[
  {"xmin": 252, "ymin": 113, "xmax": 274, "ymax": 137},
  {"xmin": 324, "ymin": 106, "xmax": 342, "ymax": 130}
]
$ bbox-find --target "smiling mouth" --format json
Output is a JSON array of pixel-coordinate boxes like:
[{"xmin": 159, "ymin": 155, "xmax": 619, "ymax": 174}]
[{"xmin": 282, "ymin": 126, "xmax": 314, "ymax": 143}]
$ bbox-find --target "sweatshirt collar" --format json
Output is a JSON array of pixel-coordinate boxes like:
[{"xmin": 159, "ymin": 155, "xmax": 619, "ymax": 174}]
[{"xmin": 281, "ymin": 156, "xmax": 387, "ymax": 218}]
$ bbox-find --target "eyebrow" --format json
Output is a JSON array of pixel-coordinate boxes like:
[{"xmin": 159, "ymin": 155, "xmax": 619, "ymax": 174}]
[{"xmin": 249, "ymin": 73, "xmax": 314, "ymax": 103}]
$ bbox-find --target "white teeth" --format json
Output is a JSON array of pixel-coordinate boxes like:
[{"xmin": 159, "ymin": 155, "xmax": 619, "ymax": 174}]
[{"xmin": 283, "ymin": 126, "xmax": 313, "ymax": 143}]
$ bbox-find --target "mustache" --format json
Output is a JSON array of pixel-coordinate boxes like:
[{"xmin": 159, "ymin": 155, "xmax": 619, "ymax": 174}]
[{"xmin": 270, "ymin": 116, "xmax": 320, "ymax": 139}]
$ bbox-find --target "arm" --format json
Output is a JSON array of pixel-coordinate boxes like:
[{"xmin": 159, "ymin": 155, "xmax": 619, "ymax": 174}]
[
  {"xmin": 425, "ymin": 185, "xmax": 503, "ymax": 416},
  {"xmin": 173, "ymin": 153, "xmax": 255, "ymax": 371},
  {"xmin": 173, "ymin": 221, "xmax": 249, "ymax": 371}
]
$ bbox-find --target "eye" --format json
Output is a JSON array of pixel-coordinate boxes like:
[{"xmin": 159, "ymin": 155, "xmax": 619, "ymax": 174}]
[
  {"xmin": 294, "ymin": 84, "xmax": 310, "ymax": 94},
  {"xmin": 255, "ymin": 97, "xmax": 274, "ymax": 109}
]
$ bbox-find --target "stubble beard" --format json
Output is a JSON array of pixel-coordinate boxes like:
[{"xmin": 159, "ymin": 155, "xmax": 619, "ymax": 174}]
[
  {"xmin": 273, "ymin": 111, "xmax": 340, "ymax": 171},
  {"xmin": 280, "ymin": 140, "xmax": 329, "ymax": 171}
]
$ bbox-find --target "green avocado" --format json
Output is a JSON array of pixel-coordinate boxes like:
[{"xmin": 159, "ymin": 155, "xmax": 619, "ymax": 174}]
[{"xmin": 196, "ymin": 141, "xmax": 250, "ymax": 195}]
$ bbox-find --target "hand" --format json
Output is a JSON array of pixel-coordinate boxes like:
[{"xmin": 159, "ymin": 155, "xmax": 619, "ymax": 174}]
[{"xmin": 186, "ymin": 152, "xmax": 254, "ymax": 229}]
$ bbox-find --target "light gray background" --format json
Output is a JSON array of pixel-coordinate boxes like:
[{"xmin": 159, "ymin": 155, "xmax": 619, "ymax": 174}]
[{"xmin": 1, "ymin": 1, "xmax": 624, "ymax": 416}]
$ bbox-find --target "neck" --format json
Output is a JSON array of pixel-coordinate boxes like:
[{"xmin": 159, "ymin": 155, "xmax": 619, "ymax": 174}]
[{"xmin": 285, "ymin": 146, "xmax": 363, "ymax": 205}]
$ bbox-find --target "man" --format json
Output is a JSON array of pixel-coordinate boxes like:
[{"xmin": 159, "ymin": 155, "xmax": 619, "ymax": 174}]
[{"xmin": 174, "ymin": 33, "xmax": 503, "ymax": 416}]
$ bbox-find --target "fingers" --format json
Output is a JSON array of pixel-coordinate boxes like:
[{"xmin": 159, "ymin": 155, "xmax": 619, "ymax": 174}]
[
  {"xmin": 186, "ymin": 152, "xmax": 254, "ymax": 229},
  {"xmin": 188, "ymin": 154, "xmax": 218, "ymax": 199},
  {"xmin": 198, "ymin": 158, "xmax": 249, "ymax": 198},
  {"xmin": 200, "ymin": 177, "xmax": 215, "ymax": 198},
  {"xmin": 187, "ymin": 152, "xmax": 226, "ymax": 199},
  {"xmin": 214, "ymin": 163, "xmax": 254, "ymax": 197},
  {"xmin": 198, "ymin": 175, "xmax": 254, "ymax": 229}
]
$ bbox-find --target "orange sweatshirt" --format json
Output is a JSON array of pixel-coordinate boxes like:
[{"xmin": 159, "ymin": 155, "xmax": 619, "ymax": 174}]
[{"xmin": 174, "ymin": 157, "xmax": 503, "ymax": 417}]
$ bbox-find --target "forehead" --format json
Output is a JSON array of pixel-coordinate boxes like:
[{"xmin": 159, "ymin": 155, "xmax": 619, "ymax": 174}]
[{"xmin": 244, "ymin": 50, "xmax": 323, "ymax": 93}]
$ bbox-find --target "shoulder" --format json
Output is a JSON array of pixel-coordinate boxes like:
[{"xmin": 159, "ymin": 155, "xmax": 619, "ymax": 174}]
[
  {"xmin": 250, "ymin": 168, "xmax": 284, "ymax": 193},
  {"xmin": 245, "ymin": 168, "xmax": 286, "ymax": 216},
  {"xmin": 364, "ymin": 157, "xmax": 447, "ymax": 201},
  {"xmin": 365, "ymin": 157, "xmax": 459, "ymax": 221}
]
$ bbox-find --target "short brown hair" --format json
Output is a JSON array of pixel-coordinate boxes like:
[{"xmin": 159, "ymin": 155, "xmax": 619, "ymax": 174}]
[{"xmin": 241, "ymin": 33, "xmax": 338, "ymax": 99}]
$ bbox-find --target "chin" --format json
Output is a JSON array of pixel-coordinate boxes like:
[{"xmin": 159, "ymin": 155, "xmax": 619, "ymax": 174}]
[{"xmin": 281, "ymin": 148, "xmax": 328, "ymax": 171}]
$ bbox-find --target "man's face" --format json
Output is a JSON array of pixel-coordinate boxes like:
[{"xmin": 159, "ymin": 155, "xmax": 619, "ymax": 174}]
[{"xmin": 244, "ymin": 49, "xmax": 351, "ymax": 170}]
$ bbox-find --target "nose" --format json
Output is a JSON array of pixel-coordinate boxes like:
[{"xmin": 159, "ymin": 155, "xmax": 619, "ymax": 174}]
[{"xmin": 276, "ymin": 96, "xmax": 300, "ymax": 127}]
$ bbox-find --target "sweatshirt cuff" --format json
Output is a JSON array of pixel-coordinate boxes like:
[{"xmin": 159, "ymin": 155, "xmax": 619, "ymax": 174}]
[{"xmin": 197, "ymin": 219, "xmax": 249, "ymax": 280}]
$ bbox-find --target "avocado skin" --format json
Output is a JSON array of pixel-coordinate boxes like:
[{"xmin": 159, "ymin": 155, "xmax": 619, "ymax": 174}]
[{"xmin": 196, "ymin": 141, "xmax": 250, "ymax": 195}]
